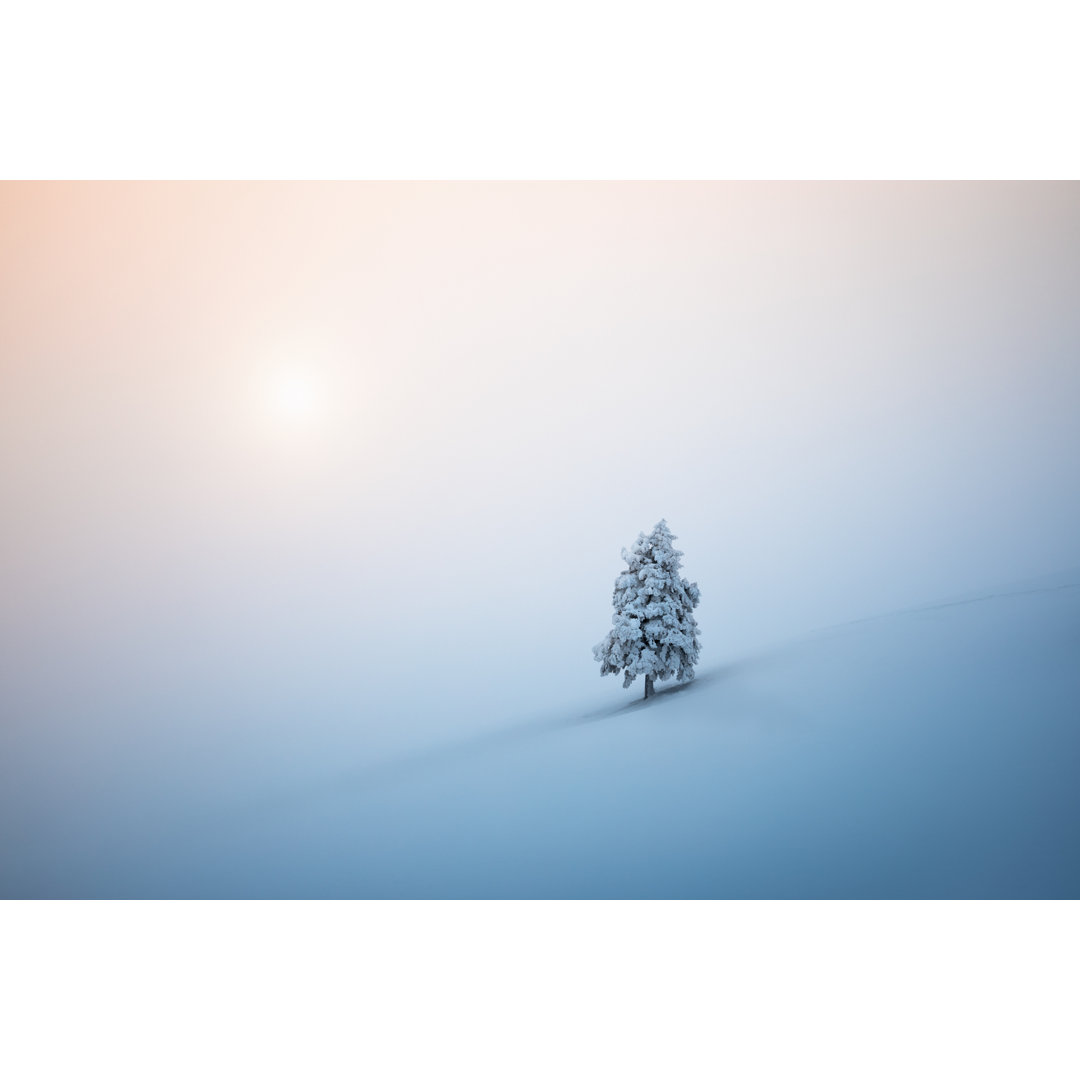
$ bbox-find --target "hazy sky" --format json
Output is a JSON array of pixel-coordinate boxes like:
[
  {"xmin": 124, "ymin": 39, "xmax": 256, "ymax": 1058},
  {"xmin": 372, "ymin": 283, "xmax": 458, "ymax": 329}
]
[{"xmin": 2, "ymin": 182, "xmax": 1079, "ymax": 773}]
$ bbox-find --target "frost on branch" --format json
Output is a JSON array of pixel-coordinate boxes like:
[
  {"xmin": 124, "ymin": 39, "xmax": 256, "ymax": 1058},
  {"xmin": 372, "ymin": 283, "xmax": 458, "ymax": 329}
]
[{"xmin": 593, "ymin": 520, "xmax": 701, "ymax": 699}]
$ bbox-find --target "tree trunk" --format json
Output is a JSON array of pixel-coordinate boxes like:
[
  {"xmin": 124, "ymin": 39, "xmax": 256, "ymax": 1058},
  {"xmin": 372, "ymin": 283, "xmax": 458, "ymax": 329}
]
[{"xmin": 644, "ymin": 674, "xmax": 654, "ymax": 700}]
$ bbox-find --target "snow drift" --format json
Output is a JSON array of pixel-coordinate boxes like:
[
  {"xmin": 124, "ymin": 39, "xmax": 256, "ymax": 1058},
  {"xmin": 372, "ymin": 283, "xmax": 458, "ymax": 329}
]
[{"xmin": 2, "ymin": 569, "xmax": 1079, "ymax": 898}]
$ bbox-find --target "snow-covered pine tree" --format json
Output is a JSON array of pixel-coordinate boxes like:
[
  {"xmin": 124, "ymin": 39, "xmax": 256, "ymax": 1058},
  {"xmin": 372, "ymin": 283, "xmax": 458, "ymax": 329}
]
[{"xmin": 593, "ymin": 520, "xmax": 701, "ymax": 700}]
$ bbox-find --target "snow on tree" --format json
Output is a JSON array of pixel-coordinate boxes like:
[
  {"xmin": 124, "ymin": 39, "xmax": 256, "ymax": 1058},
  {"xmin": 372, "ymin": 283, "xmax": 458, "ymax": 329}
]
[{"xmin": 593, "ymin": 520, "xmax": 701, "ymax": 700}]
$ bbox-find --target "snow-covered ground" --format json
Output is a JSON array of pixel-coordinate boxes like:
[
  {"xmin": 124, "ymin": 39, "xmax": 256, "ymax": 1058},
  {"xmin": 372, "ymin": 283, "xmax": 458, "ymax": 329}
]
[{"xmin": 4, "ymin": 568, "xmax": 1078, "ymax": 898}]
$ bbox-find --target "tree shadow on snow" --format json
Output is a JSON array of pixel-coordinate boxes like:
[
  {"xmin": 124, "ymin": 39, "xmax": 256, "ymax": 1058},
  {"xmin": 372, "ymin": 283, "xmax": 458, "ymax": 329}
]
[{"xmin": 216, "ymin": 652, "xmax": 809, "ymax": 829}]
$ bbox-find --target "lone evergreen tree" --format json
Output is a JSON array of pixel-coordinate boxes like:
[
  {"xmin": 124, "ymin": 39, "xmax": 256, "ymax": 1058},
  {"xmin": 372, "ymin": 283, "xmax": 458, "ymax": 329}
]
[{"xmin": 593, "ymin": 520, "xmax": 701, "ymax": 699}]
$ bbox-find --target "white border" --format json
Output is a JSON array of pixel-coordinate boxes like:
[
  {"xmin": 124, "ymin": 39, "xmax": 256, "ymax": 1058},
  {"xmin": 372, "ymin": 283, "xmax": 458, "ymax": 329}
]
[
  {"xmin": 2, "ymin": 1, "xmax": 1078, "ymax": 177},
  {"xmin": 2, "ymin": 901, "xmax": 1077, "ymax": 1078}
]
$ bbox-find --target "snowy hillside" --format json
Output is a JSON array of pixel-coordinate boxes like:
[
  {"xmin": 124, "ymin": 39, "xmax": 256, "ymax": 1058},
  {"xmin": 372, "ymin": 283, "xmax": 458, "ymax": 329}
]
[{"xmin": 4, "ymin": 568, "xmax": 1078, "ymax": 898}]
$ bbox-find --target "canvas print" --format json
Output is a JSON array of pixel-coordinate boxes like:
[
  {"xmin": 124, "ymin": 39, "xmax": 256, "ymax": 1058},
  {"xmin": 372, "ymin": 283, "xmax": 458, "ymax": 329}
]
[{"xmin": 1, "ymin": 181, "xmax": 1077, "ymax": 898}]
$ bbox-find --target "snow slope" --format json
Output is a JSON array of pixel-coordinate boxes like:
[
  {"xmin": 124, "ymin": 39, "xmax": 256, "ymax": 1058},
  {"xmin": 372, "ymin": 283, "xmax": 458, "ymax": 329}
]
[{"xmin": 3, "ymin": 570, "xmax": 1079, "ymax": 898}]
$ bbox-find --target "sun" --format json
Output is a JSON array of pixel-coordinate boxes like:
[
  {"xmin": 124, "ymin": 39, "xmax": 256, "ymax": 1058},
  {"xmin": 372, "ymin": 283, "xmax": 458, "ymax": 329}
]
[{"xmin": 266, "ymin": 368, "xmax": 327, "ymax": 426}]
